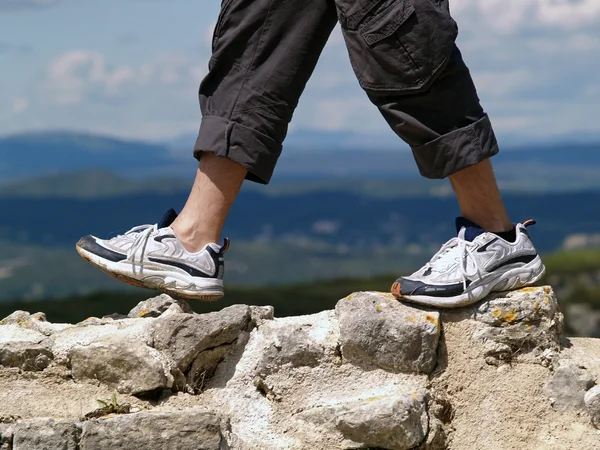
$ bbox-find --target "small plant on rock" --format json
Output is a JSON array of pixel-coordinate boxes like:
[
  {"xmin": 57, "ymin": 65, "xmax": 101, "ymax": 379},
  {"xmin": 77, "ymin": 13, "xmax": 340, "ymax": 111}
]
[{"xmin": 84, "ymin": 393, "xmax": 131, "ymax": 419}]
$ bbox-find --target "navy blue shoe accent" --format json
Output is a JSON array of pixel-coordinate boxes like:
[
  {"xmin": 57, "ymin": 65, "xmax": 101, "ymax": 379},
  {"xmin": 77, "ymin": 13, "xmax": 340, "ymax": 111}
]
[
  {"xmin": 154, "ymin": 234, "xmax": 177, "ymax": 243},
  {"xmin": 148, "ymin": 257, "xmax": 214, "ymax": 278},
  {"xmin": 396, "ymin": 277, "xmax": 471, "ymax": 298},
  {"xmin": 477, "ymin": 237, "xmax": 500, "ymax": 253},
  {"xmin": 158, "ymin": 209, "xmax": 178, "ymax": 229},
  {"xmin": 77, "ymin": 236, "xmax": 127, "ymax": 262},
  {"xmin": 455, "ymin": 217, "xmax": 485, "ymax": 242},
  {"xmin": 487, "ymin": 254, "xmax": 537, "ymax": 272}
]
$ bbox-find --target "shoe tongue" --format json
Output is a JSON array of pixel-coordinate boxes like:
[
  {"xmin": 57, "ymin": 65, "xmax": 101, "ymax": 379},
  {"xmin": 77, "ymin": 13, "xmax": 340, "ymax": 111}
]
[
  {"xmin": 158, "ymin": 209, "xmax": 178, "ymax": 228},
  {"xmin": 455, "ymin": 217, "xmax": 484, "ymax": 242}
]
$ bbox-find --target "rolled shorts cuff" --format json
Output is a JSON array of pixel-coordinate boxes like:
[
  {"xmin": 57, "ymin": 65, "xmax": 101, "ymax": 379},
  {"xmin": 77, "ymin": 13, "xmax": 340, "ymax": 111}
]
[
  {"xmin": 410, "ymin": 114, "xmax": 499, "ymax": 179},
  {"xmin": 193, "ymin": 115, "xmax": 282, "ymax": 184}
]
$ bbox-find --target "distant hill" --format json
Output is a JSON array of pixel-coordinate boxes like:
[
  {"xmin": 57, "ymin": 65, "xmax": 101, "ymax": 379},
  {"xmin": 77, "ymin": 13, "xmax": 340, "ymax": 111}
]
[
  {"xmin": 1, "ymin": 130, "xmax": 599, "ymax": 187},
  {"xmin": 0, "ymin": 131, "xmax": 185, "ymax": 181},
  {"xmin": 1, "ymin": 188, "xmax": 599, "ymax": 252},
  {"xmin": 0, "ymin": 170, "xmax": 192, "ymax": 198}
]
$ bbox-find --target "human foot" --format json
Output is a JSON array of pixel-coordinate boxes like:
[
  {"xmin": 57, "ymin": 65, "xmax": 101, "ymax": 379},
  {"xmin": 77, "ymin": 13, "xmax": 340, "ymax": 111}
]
[
  {"xmin": 76, "ymin": 209, "xmax": 228, "ymax": 301},
  {"xmin": 391, "ymin": 218, "xmax": 545, "ymax": 308}
]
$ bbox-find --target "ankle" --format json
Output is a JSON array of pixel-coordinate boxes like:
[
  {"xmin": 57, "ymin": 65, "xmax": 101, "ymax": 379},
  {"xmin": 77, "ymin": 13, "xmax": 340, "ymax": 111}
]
[{"xmin": 170, "ymin": 221, "xmax": 217, "ymax": 253}]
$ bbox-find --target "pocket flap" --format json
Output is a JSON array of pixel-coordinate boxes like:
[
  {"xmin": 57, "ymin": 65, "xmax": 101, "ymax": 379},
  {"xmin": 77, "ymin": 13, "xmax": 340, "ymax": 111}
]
[{"xmin": 361, "ymin": 0, "xmax": 415, "ymax": 46}]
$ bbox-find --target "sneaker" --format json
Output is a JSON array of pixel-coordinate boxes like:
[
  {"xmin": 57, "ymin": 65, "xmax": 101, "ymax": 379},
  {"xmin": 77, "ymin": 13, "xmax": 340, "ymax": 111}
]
[
  {"xmin": 76, "ymin": 209, "xmax": 228, "ymax": 301},
  {"xmin": 391, "ymin": 218, "xmax": 546, "ymax": 308}
]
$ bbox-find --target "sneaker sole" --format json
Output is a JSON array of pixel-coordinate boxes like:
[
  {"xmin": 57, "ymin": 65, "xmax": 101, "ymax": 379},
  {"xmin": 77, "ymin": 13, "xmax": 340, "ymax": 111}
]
[
  {"xmin": 76, "ymin": 245, "xmax": 224, "ymax": 302},
  {"xmin": 391, "ymin": 256, "xmax": 546, "ymax": 309}
]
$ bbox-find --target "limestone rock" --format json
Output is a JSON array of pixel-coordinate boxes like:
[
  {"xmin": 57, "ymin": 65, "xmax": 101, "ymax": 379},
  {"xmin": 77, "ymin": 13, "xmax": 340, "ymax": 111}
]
[
  {"xmin": 250, "ymin": 305, "xmax": 275, "ymax": 325},
  {"xmin": 256, "ymin": 319, "xmax": 328, "ymax": 376},
  {"xmin": 51, "ymin": 319, "xmax": 148, "ymax": 362},
  {"xmin": 149, "ymin": 305, "xmax": 252, "ymax": 373},
  {"xmin": 584, "ymin": 385, "xmax": 600, "ymax": 426},
  {"xmin": 79, "ymin": 411, "xmax": 221, "ymax": 450},
  {"xmin": 69, "ymin": 336, "xmax": 172, "ymax": 395},
  {"xmin": 545, "ymin": 363, "xmax": 595, "ymax": 411},
  {"xmin": 0, "ymin": 311, "xmax": 33, "ymax": 325},
  {"xmin": 335, "ymin": 292, "xmax": 440, "ymax": 374},
  {"xmin": 187, "ymin": 343, "xmax": 235, "ymax": 393},
  {"xmin": 0, "ymin": 424, "xmax": 12, "ymax": 450},
  {"xmin": 473, "ymin": 286, "xmax": 563, "ymax": 353},
  {"xmin": 128, "ymin": 294, "xmax": 193, "ymax": 318},
  {"xmin": 0, "ymin": 311, "xmax": 70, "ymax": 336},
  {"xmin": 13, "ymin": 419, "xmax": 80, "ymax": 450},
  {"xmin": 0, "ymin": 321, "xmax": 54, "ymax": 371},
  {"xmin": 0, "ymin": 324, "xmax": 47, "ymax": 346},
  {"xmin": 300, "ymin": 394, "xmax": 428, "ymax": 450},
  {"xmin": 0, "ymin": 342, "xmax": 53, "ymax": 372}
]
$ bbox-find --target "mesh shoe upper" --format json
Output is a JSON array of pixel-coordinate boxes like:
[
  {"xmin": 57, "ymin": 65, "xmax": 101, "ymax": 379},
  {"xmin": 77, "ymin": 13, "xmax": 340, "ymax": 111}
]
[
  {"xmin": 78, "ymin": 209, "xmax": 226, "ymax": 280},
  {"xmin": 399, "ymin": 220, "xmax": 540, "ymax": 298}
]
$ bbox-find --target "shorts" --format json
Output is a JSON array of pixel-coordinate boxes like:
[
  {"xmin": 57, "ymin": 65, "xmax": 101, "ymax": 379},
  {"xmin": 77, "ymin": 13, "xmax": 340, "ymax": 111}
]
[{"xmin": 194, "ymin": 0, "xmax": 499, "ymax": 183}]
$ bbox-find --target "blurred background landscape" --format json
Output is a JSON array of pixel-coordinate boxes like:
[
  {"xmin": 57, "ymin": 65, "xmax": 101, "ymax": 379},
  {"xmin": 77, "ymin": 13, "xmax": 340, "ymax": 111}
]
[{"xmin": 1, "ymin": 0, "xmax": 600, "ymax": 336}]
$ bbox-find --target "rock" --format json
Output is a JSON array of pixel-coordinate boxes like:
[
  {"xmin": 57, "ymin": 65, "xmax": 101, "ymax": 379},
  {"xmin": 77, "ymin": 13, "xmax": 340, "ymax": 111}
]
[
  {"xmin": 0, "ymin": 424, "xmax": 12, "ymax": 450},
  {"xmin": 149, "ymin": 305, "xmax": 252, "ymax": 373},
  {"xmin": 545, "ymin": 363, "xmax": 595, "ymax": 411},
  {"xmin": 584, "ymin": 385, "xmax": 600, "ymax": 426},
  {"xmin": 300, "ymin": 394, "xmax": 428, "ymax": 450},
  {"xmin": 473, "ymin": 286, "xmax": 563, "ymax": 353},
  {"xmin": 0, "ymin": 322, "xmax": 54, "ymax": 371},
  {"xmin": 0, "ymin": 342, "xmax": 53, "ymax": 371},
  {"xmin": 51, "ymin": 319, "xmax": 148, "ymax": 362},
  {"xmin": 187, "ymin": 344, "xmax": 234, "ymax": 393},
  {"xmin": 0, "ymin": 324, "xmax": 47, "ymax": 345},
  {"xmin": 0, "ymin": 311, "xmax": 32, "ymax": 325},
  {"xmin": 256, "ymin": 321, "xmax": 327, "ymax": 376},
  {"xmin": 5, "ymin": 288, "xmax": 600, "ymax": 450},
  {"xmin": 79, "ymin": 411, "xmax": 221, "ymax": 450},
  {"xmin": 102, "ymin": 313, "xmax": 128, "ymax": 320},
  {"xmin": 128, "ymin": 294, "xmax": 193, "ymax": 318},
  {"xmin": 13, "ymin": 419, "xmax": 80, "ymax": 450},
  {"xmin": 335, "ymin": 395, "xmax": 428, "ymax": 450},
  {"xmin": 0, "ymin": 311, "xmax": 70, "ymax": 336},
  {"xmin": 69, "ymin": 336, "xmax": 173, "ymax": 395},
  {"xmin": 250, "ymin": 305, "xmax": 275, "ymax": 325},
  {"xmin": 335, "ymin": 292, "xmax": 440, "ymax": 374}
]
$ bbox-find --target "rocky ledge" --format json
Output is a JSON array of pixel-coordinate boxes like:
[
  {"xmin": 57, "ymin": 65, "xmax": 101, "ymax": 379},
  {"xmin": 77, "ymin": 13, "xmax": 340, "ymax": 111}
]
[{"xmin": 1, "ymin": 287, "xmax": 600, "ymax": 449}]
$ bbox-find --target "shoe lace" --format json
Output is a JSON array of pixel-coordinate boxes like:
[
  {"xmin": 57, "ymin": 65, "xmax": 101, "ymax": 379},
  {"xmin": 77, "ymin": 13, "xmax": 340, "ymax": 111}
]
[
  {"xmin": 128, "ymin": 225, "xmax": 157, "ymax": 274},
  {"xmin": 426, "ymin": 235, "xmax": 482, "ymax": 291},
  {"xmin": 123, "ymin": 224, "xmax": 154, "ymax": 236}
]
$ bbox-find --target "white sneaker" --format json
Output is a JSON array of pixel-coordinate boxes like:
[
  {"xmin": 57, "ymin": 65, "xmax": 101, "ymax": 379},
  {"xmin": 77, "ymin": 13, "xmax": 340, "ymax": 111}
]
[
  {"xmin": 391, "ymin": 218, "xmax": 546, "ymax": 308},
  {"xmin": 76, "ymin": 209, "xmax": 227, "ymax": 301}
]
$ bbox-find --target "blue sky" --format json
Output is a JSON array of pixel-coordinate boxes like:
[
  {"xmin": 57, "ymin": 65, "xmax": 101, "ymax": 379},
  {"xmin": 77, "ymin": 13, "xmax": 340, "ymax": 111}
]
[{"xmin": 1, "ymin": 0, "xmax": 599, "ymax": 144}]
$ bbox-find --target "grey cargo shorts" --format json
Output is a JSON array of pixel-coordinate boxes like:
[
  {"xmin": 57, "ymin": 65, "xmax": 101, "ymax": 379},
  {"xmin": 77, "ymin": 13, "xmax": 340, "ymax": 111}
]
[{"xmin": 194, "ymin": 0, "xmax": 499, "ymax": 184}]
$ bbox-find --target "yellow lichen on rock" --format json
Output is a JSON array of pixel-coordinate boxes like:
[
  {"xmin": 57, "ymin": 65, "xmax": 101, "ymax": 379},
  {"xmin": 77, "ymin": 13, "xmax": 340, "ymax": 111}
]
[{"xmin": 492, "ymin": 308, "xmax": 503, "ymax": 319}]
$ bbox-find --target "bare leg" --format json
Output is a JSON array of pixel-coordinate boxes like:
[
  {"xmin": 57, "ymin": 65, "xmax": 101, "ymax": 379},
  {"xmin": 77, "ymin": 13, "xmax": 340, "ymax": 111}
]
[
  {"xmin": 171, "ymin": 152, "xmax": 247, "ymax": 252},
  {"xmin": 449, "ymin": 158, "xmax": 512, "ymax": 233}
]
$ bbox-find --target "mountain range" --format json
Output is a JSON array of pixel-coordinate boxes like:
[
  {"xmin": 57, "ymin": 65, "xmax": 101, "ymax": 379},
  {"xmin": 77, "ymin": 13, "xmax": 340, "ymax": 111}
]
[{"xmin": 1, "ymin": 131, "xmax": 600, "ymax": 189}]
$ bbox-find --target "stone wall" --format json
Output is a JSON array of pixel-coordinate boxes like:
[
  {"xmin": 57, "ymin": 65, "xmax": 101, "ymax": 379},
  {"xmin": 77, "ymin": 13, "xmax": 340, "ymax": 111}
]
[{"xmin": 1, "ymin": 287, "xmax": 599, "ymax": 449}]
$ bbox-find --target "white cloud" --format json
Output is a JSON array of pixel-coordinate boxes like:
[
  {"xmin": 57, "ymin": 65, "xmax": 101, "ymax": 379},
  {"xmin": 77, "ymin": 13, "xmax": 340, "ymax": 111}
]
[
  {"xmin": 471, "ymin": 70, "xmax": 535, "ymax": 97},
  {"xmin": 45, "ymin": 50, "xmax": 204, "ymax": 105},
  {"xmin": 8, "ymin": 0, "xmax": 597, "ymax": 142},
  {"xmin": 11, "ymin": 98, "xmax": 29, "ymax": 115},
  {"xmin": 452, "ymin": 0, "xmax": 600, "ymax": 32},
  {"xmin": 47, "ymin": 50, "xmax": 108, "ymax": 104},
  {"xmin": 528, "ymin": 33, "xmax": 600, "ymax": 53}
]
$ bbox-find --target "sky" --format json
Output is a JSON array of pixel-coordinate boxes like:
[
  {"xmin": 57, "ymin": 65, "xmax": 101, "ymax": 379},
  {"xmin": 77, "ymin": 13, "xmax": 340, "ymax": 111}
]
[{"xmin": 1, "ymin": 0, "xmax": 599, "ymax": 144}]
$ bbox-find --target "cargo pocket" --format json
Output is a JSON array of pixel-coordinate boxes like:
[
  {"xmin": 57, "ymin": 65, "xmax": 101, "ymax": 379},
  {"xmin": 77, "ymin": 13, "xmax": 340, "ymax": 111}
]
[
  {"xmin": 212, "ymin": 0, "xmax": 237, "ymax": 52},
  {"xmin": 341, "ymin": 0, "xmax": 458, "ymax": 94}
]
